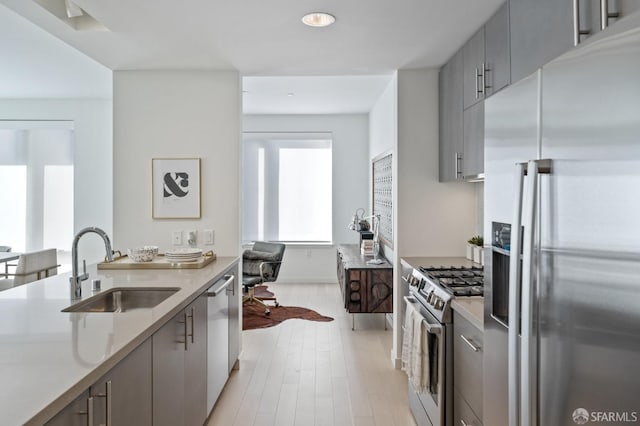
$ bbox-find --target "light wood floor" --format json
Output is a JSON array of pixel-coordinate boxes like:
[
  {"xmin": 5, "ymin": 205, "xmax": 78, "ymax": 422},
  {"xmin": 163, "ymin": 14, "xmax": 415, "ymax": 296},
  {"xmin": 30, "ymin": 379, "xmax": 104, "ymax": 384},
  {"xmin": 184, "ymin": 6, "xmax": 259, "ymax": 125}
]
[{"xmin": 207, "ymin": 282, "xmax": 416, "ymax": 426}]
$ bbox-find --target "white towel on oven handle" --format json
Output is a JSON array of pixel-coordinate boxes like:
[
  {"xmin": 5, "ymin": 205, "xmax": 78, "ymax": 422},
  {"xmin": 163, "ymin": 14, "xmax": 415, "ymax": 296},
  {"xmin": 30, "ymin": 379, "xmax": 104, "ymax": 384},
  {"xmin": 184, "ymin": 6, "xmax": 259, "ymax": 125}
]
[{"xmin": 401, "ymin": 301, "xmax": 430, "ymax": 393}]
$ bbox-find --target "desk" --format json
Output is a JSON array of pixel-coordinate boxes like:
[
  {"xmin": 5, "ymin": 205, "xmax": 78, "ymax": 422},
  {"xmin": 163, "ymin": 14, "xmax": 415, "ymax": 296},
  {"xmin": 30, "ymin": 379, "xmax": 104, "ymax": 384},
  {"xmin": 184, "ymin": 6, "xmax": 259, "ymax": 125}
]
[
  {"xmin": 336, "ymin": 244, "xmax": 393, "ymax": 329},
  {"xmin": 0, "ymin": 252, "xmax": 20, "ymax": 278}
]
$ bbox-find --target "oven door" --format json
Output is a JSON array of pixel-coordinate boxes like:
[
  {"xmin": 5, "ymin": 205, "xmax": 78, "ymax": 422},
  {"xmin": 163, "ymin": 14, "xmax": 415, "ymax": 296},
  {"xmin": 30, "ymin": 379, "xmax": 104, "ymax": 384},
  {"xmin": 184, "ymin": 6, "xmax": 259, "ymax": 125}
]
[{"xmin": 405, "ymin": 296, "xmax": 450, "ymax": 426}]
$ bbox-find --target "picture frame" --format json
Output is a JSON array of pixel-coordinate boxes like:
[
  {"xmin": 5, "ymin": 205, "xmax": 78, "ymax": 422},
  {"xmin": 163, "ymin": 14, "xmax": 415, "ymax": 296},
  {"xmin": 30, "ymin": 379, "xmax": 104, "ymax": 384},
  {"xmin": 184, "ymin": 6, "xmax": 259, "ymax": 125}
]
[{"xmin": 152, "ymin": 158, "xmax": 201, "ymax": 219}]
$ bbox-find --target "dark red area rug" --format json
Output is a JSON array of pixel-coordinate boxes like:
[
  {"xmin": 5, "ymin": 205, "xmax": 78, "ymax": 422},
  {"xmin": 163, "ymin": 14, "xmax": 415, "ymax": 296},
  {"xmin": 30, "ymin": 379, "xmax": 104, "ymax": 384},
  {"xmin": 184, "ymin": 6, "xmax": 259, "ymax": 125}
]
[{"xmin": 243, "ymin": 286, "xmax": 334, "ymax": 331}]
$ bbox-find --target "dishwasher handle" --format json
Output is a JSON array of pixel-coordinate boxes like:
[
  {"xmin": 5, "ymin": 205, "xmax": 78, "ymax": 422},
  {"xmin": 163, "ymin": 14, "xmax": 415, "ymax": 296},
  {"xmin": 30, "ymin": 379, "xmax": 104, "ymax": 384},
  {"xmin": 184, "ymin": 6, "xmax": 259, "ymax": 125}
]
[{"xmin": 207, "ymin": 274, "xmax": 234, "ymax": 297}]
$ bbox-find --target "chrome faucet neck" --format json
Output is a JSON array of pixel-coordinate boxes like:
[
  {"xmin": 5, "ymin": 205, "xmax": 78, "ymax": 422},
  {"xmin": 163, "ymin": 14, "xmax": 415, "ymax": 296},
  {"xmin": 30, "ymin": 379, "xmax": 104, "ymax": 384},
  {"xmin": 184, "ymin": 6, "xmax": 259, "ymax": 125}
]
[{"xmin": 70, "ymin": 227, "xmax": 113, "ymax": 300}]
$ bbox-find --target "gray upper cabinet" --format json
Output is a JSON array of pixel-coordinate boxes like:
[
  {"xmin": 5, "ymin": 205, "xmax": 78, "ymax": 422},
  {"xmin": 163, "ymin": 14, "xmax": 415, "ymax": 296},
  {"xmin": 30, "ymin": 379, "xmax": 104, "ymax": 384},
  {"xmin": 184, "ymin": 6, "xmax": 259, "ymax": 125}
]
[
  {"xmin": 440, "ymin": 2, "xmax": 509, "ymax": 182},
  {"xmin": 510, "ymin": 0, "xmax": 639, "ymax": 83},
  {"xmin": 462, "ymin": 101, "xmax": 485, "ymax": 179},
  {"xmin": 509, "ymin": 0, "xmax": 574, "ymax": 83},
  {"xmin": 462, "ymin": 28, "xmax": 486, "ymax": 109},
  {"xmin": 439, "ymin": 50, "xmax": 464, "ymax": 182},
  {"xmin": 485, "ymin": 2, "xmax": 511, "ymax": 97}
]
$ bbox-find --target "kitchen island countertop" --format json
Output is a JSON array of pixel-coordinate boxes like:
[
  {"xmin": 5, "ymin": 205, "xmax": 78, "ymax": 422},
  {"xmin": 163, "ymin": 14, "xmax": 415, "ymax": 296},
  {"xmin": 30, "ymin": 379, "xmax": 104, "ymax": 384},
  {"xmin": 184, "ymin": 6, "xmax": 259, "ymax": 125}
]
[{"xmin": 0, "ymin": 256, "xmax": 239, "ymax": 425}]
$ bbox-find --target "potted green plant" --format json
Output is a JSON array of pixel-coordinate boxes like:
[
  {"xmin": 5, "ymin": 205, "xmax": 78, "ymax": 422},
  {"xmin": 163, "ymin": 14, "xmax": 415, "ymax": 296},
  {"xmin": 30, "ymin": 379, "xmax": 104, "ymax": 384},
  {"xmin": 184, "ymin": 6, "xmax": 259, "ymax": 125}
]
[{"xmin": 467, "ymin": 235, "xmax": 484, "ymax": 264}]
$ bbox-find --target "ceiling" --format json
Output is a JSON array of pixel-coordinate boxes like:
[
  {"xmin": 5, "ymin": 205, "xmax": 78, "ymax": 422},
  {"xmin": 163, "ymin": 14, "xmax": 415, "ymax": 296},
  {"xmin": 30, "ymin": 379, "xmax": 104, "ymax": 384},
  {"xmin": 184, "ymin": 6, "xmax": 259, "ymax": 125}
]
[
  {"xmin": 0, "ymin": 0, "xmax": 505, "ymax": 112},
  {"xmin": 0, "ymin": 3, "xmax": 111, "ymax": 99}
]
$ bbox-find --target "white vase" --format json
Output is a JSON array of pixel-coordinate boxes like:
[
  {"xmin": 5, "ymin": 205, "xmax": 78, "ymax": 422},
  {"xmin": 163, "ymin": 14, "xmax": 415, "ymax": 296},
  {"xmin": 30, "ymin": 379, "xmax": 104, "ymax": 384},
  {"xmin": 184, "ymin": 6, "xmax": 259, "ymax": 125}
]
[
  {"xmin": 466, "ymin": 244, "xmax": 474, "ymax": 261},
  {"xmin": 472, "ymin": 246, "xmax": 482, "ymax": 264}
]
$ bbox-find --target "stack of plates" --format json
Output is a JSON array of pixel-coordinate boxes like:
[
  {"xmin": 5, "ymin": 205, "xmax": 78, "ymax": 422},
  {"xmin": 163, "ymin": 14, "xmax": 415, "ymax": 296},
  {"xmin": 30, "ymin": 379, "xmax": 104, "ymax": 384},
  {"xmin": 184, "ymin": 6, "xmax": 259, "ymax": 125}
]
[{"xmin": 165, "ymin": 248, "xmax": 203, "ymax": 262}]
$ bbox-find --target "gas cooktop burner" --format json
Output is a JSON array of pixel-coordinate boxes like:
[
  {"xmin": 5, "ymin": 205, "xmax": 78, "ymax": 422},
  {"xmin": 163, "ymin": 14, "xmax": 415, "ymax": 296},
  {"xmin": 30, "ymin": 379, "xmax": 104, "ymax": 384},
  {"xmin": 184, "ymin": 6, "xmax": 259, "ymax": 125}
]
[{"xmin": 419, "ymin": 266, "xmax": 484, "ymax": 297}]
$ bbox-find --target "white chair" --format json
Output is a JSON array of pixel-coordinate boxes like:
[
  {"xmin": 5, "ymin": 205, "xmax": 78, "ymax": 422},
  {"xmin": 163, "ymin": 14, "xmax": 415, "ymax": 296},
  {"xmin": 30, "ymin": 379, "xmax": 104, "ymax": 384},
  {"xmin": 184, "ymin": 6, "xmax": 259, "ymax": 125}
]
[{"xmin": 0, "ymin": 249, "xmax": 59, "ymax": 291}]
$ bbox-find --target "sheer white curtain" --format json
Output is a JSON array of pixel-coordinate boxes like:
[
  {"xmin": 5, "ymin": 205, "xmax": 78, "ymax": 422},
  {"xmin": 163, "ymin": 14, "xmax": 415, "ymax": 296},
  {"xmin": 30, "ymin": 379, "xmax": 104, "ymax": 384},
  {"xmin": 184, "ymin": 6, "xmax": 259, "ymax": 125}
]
[{"xmin": 242, "ymin": 132, "xmax": 332, "ymax": 243}]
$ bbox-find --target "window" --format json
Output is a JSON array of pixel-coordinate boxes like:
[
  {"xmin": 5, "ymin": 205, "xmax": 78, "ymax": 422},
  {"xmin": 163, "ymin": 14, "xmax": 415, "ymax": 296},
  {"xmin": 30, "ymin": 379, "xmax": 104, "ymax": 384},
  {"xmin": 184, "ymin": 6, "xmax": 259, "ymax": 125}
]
[
  {"xmin": 242, "ymin": 132, "xmax": 332, "ymax": 243},
  {"xmin": 0, "ymin": 126, "xmax": 73, "ymax": 268}
]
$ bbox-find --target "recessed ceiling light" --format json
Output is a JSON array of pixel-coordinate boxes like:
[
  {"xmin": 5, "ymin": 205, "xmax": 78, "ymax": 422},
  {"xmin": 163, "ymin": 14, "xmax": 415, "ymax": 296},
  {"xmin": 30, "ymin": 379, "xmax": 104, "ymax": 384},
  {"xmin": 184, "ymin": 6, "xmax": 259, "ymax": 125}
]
[
  {"xmin": 287, "ymin": 92, "xmax": 295, "ymax": 97},
  {"xmin": 301, "ymin": 12, "xmax": 336, "ymax": 28}
]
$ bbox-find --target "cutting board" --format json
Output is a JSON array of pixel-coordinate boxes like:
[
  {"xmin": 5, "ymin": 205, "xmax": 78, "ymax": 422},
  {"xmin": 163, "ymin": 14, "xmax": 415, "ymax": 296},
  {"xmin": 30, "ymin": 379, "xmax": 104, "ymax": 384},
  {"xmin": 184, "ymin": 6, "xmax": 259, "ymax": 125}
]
[{"xmin": 97, "ymin": 251, "xmax": 216, "ymax": 270}]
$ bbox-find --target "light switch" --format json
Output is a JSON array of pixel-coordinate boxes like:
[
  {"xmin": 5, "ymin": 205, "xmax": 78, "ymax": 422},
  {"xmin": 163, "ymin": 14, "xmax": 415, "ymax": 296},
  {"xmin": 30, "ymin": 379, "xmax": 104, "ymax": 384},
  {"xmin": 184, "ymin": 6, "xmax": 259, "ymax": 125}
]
[
  {"xmin": 172, "ymin": 231, "xmax": 182, "ymax": 245},
  {"xmin": 203, "ymin": 229, "xmax": 214, "ymax": 245}
]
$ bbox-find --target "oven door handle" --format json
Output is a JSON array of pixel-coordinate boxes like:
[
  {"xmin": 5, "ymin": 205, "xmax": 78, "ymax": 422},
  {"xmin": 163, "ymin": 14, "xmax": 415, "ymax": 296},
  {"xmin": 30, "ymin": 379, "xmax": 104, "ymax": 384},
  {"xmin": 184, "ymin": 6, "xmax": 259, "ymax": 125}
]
[{"xmin": 422, "ymin": 319, "xmax": 442, "ymax": 335}]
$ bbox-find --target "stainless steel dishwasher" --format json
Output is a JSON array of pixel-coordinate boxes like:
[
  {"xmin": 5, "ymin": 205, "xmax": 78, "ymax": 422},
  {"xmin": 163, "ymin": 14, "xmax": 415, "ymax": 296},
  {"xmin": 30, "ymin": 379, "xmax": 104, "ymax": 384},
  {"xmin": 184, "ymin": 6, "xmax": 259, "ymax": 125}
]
[{"xmin": 206, "ymin": 273, "xmax": 234, "ymax": 412}]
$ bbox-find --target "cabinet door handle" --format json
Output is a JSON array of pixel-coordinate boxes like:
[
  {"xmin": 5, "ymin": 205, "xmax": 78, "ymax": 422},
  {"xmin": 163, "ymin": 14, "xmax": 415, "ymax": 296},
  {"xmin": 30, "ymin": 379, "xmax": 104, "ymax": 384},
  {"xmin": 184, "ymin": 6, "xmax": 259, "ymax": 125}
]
[
  {"xmin": 91, "ymin": 380, "xmax": 112, "ymax": 426},
  {"xmin": 78, "ymin": 396, "xmax": 94, "ymax": 426},
  {"xmin": 182, "ymin": 311, "xmax": 188, "ymax": 350},
  {"xmin": 573, "ymin": 0, "xmax": 591, "ymax": 45},
  {"xmin": 600, "ymin": 0, "xmax": 620, "ymax": 30},
  {"xmin": 482, "ymin": 63, "xmax": 490, "ymax": 94},
  {"xmin": 475, "ymin": 67, "xmax": 480, "ymax": 99},
  {"xmin": 455, "ymin": 152, "xmax": 462, "ymax": 179},
  {"xmin": 188, "ymin": 307, "xmax": 195, "ymax": 343},
  {"xmin": 460, "ymin": 334, "xmax": 480, "ymax": 352}
]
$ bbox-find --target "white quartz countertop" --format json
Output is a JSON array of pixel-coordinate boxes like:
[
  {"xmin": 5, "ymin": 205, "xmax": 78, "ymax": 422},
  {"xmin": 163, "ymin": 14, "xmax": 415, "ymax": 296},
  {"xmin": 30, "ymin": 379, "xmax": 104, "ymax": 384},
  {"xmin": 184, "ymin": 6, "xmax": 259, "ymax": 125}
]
[
  {"xmin": 401, "ymin": 256, "xmax": 481, "ymax": 269},
  {"xmin": 0, "ymin": 256, "xmax": 239, "ymax": 425},
  {"xmin": 451, "ymin": 298, "xmax": 484, "ymax": 331}
]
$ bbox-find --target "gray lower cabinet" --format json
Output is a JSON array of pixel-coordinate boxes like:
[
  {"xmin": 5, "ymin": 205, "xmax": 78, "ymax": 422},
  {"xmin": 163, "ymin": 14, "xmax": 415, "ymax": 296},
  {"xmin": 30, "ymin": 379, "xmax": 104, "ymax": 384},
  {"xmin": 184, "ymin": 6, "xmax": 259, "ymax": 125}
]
[
  {"xmin": 439, "ymin": 50, "xmax": 464, "ymax": 182},
  {"xmin": 45, "ymin": 390, "xmax": 90, "ymax": 426},
  {"xmin": 462, "ymin": 102, "xmax": 484, "ymax": 179},
  {"xmin": 153, "ymin": 295, "xmax": 208, "ymax": 426},
  {"xmin": 227, "ymin": 264, "xmax": 240, "ymax": 373},
  {"xmin": 453, "ymin": 311, "xmax": 484, "ymax": 424},
  {"xmin": 46, "ymin": 339, "xmax": 152, "ymax": 426}
]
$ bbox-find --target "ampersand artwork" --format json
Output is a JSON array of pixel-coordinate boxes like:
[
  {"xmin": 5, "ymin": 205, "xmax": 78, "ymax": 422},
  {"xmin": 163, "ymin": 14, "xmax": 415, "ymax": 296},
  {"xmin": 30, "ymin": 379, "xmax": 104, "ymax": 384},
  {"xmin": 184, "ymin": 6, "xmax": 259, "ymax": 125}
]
[{"xmin": 163, "ymin": 172, "xmax": 190, "ymax": 198}]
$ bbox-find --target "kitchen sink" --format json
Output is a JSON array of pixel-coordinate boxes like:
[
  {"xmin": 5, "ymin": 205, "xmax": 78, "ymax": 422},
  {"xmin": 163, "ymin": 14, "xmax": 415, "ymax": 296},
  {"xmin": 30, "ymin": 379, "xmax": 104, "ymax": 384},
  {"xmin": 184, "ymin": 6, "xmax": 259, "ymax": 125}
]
[{"xmin": 62, "ymin": 287, "xmax": 180, "ymax": 313}]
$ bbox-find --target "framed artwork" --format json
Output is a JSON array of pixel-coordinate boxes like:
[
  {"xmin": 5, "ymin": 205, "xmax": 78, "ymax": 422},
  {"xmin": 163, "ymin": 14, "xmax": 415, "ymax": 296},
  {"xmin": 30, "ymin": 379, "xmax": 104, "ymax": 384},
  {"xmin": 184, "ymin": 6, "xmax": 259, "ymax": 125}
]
[{"xmin": 152, "ymin": 158, "xmax": 201, "ymax": 219}]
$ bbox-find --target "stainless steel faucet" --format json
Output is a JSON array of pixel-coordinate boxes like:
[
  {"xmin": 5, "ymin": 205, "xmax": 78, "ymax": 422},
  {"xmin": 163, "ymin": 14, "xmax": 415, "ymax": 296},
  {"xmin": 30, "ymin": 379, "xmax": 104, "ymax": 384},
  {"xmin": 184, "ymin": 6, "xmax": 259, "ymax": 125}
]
[{"xmin": 70, "ymin": 227, "xmax": 114, "ymax": 300}]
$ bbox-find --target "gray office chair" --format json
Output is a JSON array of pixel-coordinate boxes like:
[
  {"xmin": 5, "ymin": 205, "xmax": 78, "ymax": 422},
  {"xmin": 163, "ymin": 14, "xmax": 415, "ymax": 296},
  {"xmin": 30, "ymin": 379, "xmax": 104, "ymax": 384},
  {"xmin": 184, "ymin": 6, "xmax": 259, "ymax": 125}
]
[{"xmin": 242, "ymin": 241, "xmax": 285, "ymax": 315}]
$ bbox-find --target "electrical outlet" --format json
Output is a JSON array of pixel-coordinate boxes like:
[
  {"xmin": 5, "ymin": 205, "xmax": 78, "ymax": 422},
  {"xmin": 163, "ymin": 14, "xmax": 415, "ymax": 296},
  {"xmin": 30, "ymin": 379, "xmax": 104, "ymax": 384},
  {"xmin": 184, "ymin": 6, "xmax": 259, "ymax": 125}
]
[
  {"xmin": 187, "ymin": 230, "xmax": 197, "ymax": 247},
  {"xmin": 172, "ymin": 231, "xmax": 182, "ymax": 245},
  {"xmin": 203, "ymin": 229, "xmax": 214, "ymax": 245}
]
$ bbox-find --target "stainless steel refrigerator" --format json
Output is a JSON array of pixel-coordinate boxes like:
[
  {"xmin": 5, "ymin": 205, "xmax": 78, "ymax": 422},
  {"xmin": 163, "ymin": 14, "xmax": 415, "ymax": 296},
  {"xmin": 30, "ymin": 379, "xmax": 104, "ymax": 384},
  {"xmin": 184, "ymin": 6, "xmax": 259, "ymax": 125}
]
[{"xmin": 483, "ymin": 13, "xmax": 640, "ymax": 426}]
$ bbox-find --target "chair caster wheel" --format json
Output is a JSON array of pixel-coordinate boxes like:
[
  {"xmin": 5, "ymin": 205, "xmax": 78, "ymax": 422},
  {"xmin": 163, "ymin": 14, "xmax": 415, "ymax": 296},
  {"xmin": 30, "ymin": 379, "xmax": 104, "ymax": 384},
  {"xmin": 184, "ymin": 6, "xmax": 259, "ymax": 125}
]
[
  {"xmin": 275, "ymin": 302, "xmax": 280, "ymax": 307},
  {"xmin": 265, "ymin": 309, "xmax": 271, "ymax": 315}
]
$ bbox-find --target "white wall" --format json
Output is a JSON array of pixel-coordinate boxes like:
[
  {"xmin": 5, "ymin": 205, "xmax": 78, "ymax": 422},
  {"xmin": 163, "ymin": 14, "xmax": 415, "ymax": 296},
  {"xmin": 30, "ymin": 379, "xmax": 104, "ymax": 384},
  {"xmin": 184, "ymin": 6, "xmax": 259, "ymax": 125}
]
[
  {"xmin": 0, "ymin": 99, "xmax": 113, "ymax": 263},
  {"xmin": 369, "ymin": 74, "xmax": 398, "ymax": 158},
  {"xmin": 113, "ymin": 70, "xmax": 241, "ymax": 256},
  {"xmin": 243, "ymin": 114, "xmax": 369, "ymax": 283},
  {"xmin": 396, "ymin": 69, "xmax": 477, "ymax": 257}
]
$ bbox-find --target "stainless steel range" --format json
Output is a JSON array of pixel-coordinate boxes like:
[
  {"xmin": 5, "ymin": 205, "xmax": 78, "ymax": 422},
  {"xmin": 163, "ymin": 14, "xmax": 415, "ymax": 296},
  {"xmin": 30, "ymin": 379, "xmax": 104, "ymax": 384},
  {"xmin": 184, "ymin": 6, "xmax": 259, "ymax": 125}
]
[{"xmin": 402, "ymin": 261, "xmax": 483, "ymax": 426}]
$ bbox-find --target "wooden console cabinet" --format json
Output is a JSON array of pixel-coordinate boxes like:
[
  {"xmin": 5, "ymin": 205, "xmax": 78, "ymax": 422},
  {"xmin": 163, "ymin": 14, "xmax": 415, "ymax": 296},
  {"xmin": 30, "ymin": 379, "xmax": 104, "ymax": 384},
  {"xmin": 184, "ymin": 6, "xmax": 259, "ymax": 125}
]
[{"xmin": 336, "ymin": 245, "xmax": 393, "ymax": 314}]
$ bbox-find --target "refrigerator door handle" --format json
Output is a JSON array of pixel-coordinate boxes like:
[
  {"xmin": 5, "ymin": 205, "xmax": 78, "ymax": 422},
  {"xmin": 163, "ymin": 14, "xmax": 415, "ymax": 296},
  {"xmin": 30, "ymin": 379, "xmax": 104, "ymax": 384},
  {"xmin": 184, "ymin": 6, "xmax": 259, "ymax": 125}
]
[
  {"xmin": 508, "ymin": 161, "xmax": 526, "ymax": 426},
  {"xmin": 520, "ymin": 161, "xmax": 538, "ymax": 426},
  {"xmin": 520, "ymin": 159, "xmax": 552, "ymax": 426}
]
